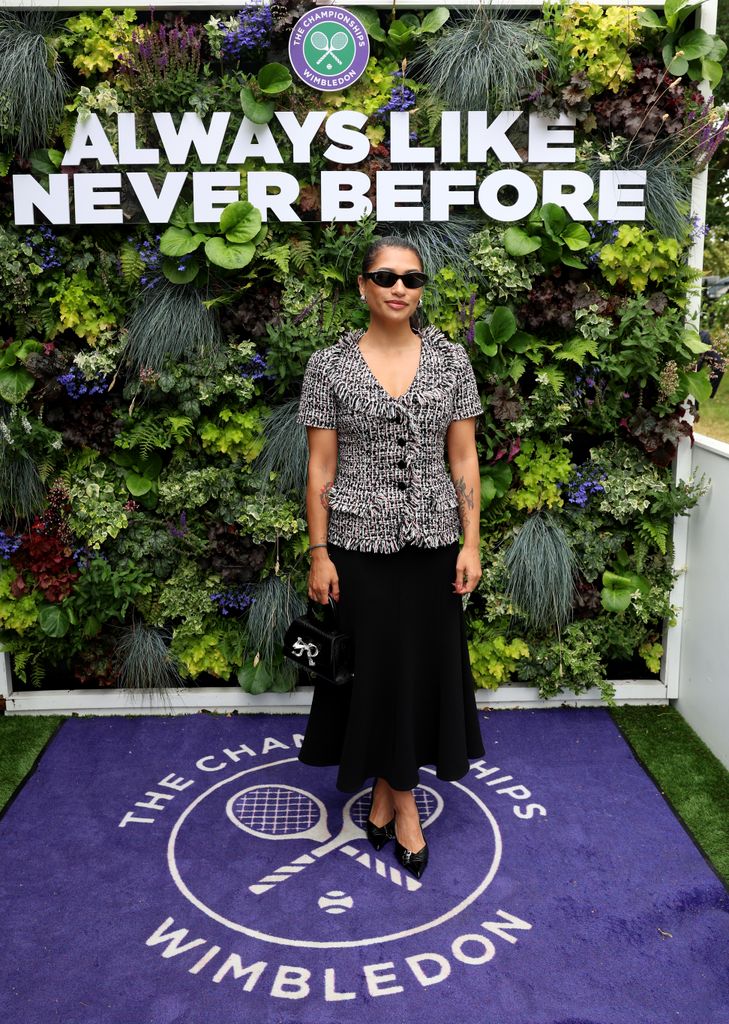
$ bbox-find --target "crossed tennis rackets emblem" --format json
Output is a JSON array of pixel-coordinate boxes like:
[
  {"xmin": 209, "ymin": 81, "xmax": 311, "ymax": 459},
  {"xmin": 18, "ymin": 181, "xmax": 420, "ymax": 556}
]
[
  {"xmin": 310, "ymin": 30, "xmax": 349, "ymax": 66},
  {"xmin": 226, "ymin": 784, "xmax": 443, "ymax": 895}
]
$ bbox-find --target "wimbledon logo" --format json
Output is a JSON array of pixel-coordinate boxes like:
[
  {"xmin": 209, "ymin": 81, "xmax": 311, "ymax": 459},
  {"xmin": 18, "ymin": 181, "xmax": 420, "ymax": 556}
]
[{"xmin": 288, "ymin": 6, "xmax": 370, "ymax": 92}]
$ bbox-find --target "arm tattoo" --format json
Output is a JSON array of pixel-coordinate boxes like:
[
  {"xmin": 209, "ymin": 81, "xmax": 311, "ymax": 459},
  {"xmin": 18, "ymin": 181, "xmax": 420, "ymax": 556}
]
[
  {"xmin": 454, "ymin": 475, "xmax": 474, "ymax": 529},
  {"xmin": 319, "ymin": 479, "xmax": 334, "ymax": 509}
]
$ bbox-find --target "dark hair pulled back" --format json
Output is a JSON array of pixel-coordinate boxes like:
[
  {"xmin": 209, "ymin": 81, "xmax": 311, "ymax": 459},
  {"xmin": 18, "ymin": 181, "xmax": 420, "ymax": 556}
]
[{"xmin": 361, "ymin": 234, "xmax": 425, "ymax": 333}]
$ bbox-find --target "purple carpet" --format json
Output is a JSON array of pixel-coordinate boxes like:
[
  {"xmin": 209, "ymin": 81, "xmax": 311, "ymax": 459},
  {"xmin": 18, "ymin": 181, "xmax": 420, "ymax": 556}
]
[{"xmin": 0, "ymin": 709, "xmax": 727, "ymax": 1024}]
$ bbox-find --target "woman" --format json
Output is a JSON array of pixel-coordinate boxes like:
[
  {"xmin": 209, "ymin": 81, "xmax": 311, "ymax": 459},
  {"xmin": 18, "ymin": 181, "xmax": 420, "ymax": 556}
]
[{"xmin": 295, "ymin": 235, "xmax": 485, "ymax": 880}]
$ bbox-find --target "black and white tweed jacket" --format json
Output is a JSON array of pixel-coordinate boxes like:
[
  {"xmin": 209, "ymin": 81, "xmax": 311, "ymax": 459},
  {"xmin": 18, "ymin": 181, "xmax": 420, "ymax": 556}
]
[{"xmin": 296, "ymin": 324, "xmax": 484, "ymax": 554}]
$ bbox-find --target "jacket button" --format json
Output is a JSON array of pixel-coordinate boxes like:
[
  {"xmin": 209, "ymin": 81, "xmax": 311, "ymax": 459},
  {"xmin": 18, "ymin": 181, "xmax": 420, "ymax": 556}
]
[
  {"xmin": 397, "ymin": 459, "xmax": 406, "ymax": 469},
  {"xmin": 396, "ymin": 437, "xmax": 406, "ymax": 446},
  {"xmin": 397, "ymin": 480, "xmax": 407, "ymax": 490}
]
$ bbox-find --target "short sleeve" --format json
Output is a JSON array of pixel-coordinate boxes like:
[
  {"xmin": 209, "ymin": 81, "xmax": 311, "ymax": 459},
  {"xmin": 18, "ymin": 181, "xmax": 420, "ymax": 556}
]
[
  {"xmin": 452, "ymin": 345, "xmax": 484, "ymax": 420},
  {"xmin": 296, "ymin": 349, "xmax": 338, "ymax": 429}
]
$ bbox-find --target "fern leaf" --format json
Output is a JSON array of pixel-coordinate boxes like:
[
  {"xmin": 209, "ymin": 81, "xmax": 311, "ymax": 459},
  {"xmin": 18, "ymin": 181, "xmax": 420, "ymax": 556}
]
[
  {"xmin": 261, "ymin": 243, "xmax": 291, "ymax": 275},
  {"xmin": 553, "ymin": 337, "xmax": 599, "ymax": 366},
  {"xmin": 290, "ymin": 238, "xmax": 313, "ymax": 270},
  {"xmin": 119, "ymin": 241, "xmax": 144, "ymax": 285},
  {"xmin": 508, "ymin": 355, "xmax": 527, "ymax": 382},
  {"xmin": 538, "ymin": 366, "xmax": 566, "ymax": 394},
  {"xmin": 638, "ymin": 519, "xmax": 668, "ymax": 555}
]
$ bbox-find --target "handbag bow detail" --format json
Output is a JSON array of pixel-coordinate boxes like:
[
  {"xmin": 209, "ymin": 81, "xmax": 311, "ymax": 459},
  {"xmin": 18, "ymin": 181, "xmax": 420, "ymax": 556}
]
[{"xmin": 292, "ymin": 636, "xmax": 320, "ymax": 666}]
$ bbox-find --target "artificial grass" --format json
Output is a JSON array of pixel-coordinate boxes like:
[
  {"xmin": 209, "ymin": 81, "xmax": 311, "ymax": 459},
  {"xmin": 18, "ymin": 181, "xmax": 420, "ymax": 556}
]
[
  {"xmin": 0, "ymin": 708, "xmax": 727, "ymax": 891},
  {"xmin": 609, "ymin": 705, "xmax": 729, "ymax": 888},
  {"xmin": 0, "ymin": 714, "xmax": 63, "ymax": 812}
]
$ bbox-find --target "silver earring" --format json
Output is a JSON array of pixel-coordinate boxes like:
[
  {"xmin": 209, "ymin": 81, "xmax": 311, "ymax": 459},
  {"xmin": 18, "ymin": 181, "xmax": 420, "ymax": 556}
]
[
  {"xmin": 418, "ymin": 298, "xmax": 423, "ymax": 306},
  {"xmin": 360, "ymin": 294, "xmax": 366, "ymax": 301}
]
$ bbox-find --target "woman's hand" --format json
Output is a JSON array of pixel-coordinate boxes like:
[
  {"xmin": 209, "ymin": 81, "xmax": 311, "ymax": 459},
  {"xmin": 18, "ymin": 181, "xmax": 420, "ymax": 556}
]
[
  {"xmin": 308, "ymin": 551, "xmax": 340, "ymax": 604},
  {"xmin": 453, "ymin": 544, "xmax": 481, "ymax": 595}
]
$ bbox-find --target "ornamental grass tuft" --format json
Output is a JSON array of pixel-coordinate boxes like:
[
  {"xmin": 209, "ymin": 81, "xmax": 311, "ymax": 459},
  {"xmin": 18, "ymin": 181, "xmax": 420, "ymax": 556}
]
[
  {"xmin": 121, "ymin": 280, "xmax": 223, "ymax": 375},
  {"xmin": 252, "ymin": 398, "xmax": 310, "ymax": 498},
  {"xmin": 503, "ymin": 510, "xmax": 579, "ymax": 632},
  {"xmin": 112, "ymin": 620, "xmax": 184, "ymax": 692},
  {"xmin": 0, "ymin": 10, "xmax": 68, "ymax": 157},
  {"xmin": 407, "ymin": 3, "xmax": 557, "ymax": 114},
  {"xmin": 244, "ymin": 572, "xmax": 307, "ymax": 688},
  {"xmin": 0, "ymin": 445, "xmax": 46, "ymax": 530}
]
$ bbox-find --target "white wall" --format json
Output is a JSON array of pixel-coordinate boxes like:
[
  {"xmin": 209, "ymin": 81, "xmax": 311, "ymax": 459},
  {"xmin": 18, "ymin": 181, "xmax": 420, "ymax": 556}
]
[{"xmin": 675, "ymin": 434, "xmax": 729, "ymax": 771}]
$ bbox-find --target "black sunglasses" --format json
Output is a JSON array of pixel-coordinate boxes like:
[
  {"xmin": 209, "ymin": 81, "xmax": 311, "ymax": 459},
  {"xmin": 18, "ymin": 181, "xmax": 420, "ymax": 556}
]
[{"xmin": 363, "ymin": 270, "xmax": 428, "ymax": 289}]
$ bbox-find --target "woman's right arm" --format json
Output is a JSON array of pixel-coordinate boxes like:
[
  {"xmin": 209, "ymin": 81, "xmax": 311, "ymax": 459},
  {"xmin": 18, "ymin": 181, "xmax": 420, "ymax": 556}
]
[{"xmin": 304, "ymin": 426, "xmax": 340, "ymax": 604}]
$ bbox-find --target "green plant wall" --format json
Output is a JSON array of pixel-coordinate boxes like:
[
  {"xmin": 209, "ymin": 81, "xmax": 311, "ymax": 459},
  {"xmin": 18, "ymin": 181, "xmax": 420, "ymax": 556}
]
[{"xmin": 0, "ymin": 1, "xmax": 726, "ymax": 701}]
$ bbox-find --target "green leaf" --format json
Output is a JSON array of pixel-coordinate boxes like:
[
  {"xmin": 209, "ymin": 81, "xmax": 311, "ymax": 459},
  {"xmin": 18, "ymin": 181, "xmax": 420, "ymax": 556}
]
[
  {"xmin": 637, "ymin": 9, "xmax": 666, "ymax": 29},
  {"xmin": 681, "ymin": 328, "xmax": 712, "ymax": 354},
  {"xmin": 561, "ymin": 222, "xmax": 591, "ymax": 251},
  {"xmin": 139, "ymin": 452, "xmax": 163, "ymax": 479},
  {"xmin": 238, "ymin": 661, "xmax": 273, "ymax": 694},
  {"xmin": 539, "ymin": 236, "xmax": 562, "ymax": 265},
  {"xmin": 347, "ymin": 6, "xmax": 386, "ymax": 40},
  {"xmin": 561, "ymin": 254, "xmax": 587, "ymax": 269},
  {"xmin": 480, "ymin": 476, "xmax": 497, "ymax": 506},
  {"xmin": 540, "ymin": 202, "xmax": 568, "ymax": 238},
  {"xmin": 553, "ymin": 336, "xmax": 598, "ymax": 365},
  {"xmin": 600, "ymin": 571, "xmax": 635, "ymax": 613},
  {"xmin": 677, "ymin": 28, "xmax": 715, "ymax": 60},
  {"xmin": 701, "ymin": 57, "xmax": 723, "ymax": 86},
  {"xmin": 257, "ymin": 62, "xmax": 293, "ymax": 95},
  {"xmin": 681, "ymin": 367, "xmax": 713, "ymax": 404},
  {"xmin": 664, "ymin": 0, "xmax": 705, "ymax": 32},
  {"xmin": 162, "ymin": 256, "xmax": 199, "ymax": 284},
  {"xmin": 204, "ymin": 237, "xmax": 255, "ymax": 270},
  {"xmin": 507, "ymin": 331, "xmax": 537, "ymax": 353},
  {"xmin": 420, "ymin": 6, "xmax": 450, "ymax": 33},
  {"xmin": 708, "ymin": 37, "xmax": 727, "ymax": 62},
  {"xmin": 0, "ymin": 151, "xmax": 11, "ymax": 176},
  {"xmin": 666, "ymin": 50, "xmax": 689, "ymax": 75},
  {"xmin": 38, "ymin": 604, "xmax": 70, "ymax": 638},
  {"xmin": 388, "ymin": 20, "xmax": 413, "ymax": 46},
  {"xmin": 220, "ymin": 199, "xmax": 262, "ymax": 243},
  {"xmin": 488, "ymin": 306, "xmax": 516, "ymax": 345},
  {"xmin": 159, "ymin": 226, "xmax": 205, "ymax": 257},
  {"xmin": 125, "ymin": 472, "xmax": 153, "ymax": 496},
  {"xmin": 474, "ymin": 321, "xmax": 499, "ymax": 357},
  {"xmin": 170, "ymin": 204, "xmax": 191, "ymax": 229},
  {"xmin": 29, "ymin": 148, "xmax": 63, "ymax": 175},
  {"xmin": 0, "ymin": 367, "xmax": 35, "ymax": 403},
  {"xmin": 503, "ymin": 226, "xmax": 541, "ymax": 256},
  {"xmin": 240, "ymin": 86, "xmax": 275, "ymax": 124}
]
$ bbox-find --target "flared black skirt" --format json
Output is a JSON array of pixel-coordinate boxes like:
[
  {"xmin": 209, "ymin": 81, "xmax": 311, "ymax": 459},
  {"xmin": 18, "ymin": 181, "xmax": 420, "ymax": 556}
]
[{"xmin": 298, "ymin": 539, "xmax": 485, "ymax": 792}]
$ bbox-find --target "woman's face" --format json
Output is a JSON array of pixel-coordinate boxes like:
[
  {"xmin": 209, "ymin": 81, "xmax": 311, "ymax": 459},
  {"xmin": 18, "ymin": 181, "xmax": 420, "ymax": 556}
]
[{"xmin": 357, "ymin": 246, "xmax": 424, "ymax": 325}]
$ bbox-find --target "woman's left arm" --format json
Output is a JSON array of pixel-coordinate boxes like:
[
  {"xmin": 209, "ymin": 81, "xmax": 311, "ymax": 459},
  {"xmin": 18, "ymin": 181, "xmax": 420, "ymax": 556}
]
[{"xmin": 446, "ymin": 418, "xmax": 481, "ymax": 594}]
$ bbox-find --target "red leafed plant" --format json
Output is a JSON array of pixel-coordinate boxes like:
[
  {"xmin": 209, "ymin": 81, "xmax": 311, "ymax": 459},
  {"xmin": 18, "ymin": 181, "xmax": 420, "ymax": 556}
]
[{"xmin": 10, "ymin": 481, "xmax": 79, "ymax": 602}]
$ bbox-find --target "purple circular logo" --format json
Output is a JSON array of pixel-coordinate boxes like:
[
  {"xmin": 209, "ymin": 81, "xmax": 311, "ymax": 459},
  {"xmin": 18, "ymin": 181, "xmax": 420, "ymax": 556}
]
[{"xmin": 288, "ymin": 5, "xmax": 370, "ymax": 92}]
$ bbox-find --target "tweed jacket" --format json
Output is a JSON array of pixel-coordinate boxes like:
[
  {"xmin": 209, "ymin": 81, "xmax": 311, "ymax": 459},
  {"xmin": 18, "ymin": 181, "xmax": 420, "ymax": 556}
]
[{"xmin": 296, "ymin": 324, "xmax": 484, "ymax": 554}]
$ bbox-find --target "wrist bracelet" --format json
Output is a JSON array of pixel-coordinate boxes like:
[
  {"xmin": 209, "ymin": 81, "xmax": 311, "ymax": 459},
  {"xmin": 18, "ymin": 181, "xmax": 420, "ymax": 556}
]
[{"xmin": 308, "ymin": 543, "xmax": 328, "ymax": 553}]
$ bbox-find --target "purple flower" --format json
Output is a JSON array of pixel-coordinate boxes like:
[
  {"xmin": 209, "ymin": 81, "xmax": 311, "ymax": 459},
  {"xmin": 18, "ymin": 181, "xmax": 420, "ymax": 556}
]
[
  {"xmin": 0, "ymin": 530, "xmax": 22, "ymax": 560},
  {"xmin": 210, "ymin": 586, "xmax": 255, "ymax": 617},
  {"xmin": 562, "ymin": 464, "xmax": 608, "ymax": 507},
  {"xmin": 239, "ymin": 352, "xmax": 269, "ymax": 381},
  {"xmin": 168, "ymin": 510, "xmax": 189, "ymax": 539},
  {"xmin": 57, "ymin": 366, "xmax": 110, "ymax": 400},
  {"xmin": 219, "ymin": 4, "xmax": 274, "ymax": 62},
  {"xmin": 25, "ymin": 225, "xmax": 62, "ymax": 271}
]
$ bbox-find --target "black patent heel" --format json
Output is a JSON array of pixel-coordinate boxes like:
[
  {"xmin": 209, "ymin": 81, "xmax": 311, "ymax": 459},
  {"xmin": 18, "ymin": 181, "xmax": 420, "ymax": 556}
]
[
  {"xmin": 366, "ymin": 782, "xmax": 395, "ymax": 851},
  {"xmin": 393, "ymin": 814, "xmax": 429, "ymax": 880}
]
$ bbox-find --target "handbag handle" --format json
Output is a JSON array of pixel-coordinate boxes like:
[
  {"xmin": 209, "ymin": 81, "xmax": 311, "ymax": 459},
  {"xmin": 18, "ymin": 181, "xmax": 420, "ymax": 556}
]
[{"xmin": 307, "ymin": 594, "xmax": 340, "ymax": 624}]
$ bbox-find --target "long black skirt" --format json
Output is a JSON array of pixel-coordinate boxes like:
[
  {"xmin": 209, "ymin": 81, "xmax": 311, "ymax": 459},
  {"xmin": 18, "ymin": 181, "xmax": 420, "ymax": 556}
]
[{"xmin": 298, "ymin": 539, "xmax": 485, "ymax": 792}]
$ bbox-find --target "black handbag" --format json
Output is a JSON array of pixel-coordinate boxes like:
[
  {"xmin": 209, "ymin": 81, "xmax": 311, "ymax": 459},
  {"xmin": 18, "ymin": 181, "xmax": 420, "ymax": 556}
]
[{"xmin": 283, "ymin": 595, "xmax": 354, "ymax": 686}]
